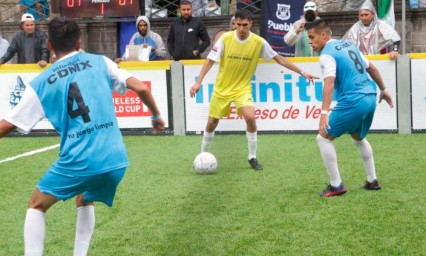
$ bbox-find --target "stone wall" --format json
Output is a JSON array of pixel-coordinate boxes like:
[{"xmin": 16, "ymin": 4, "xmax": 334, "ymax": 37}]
[
  {"xmin": 410, "ymin": 10, "xmax": 426, "ymax": 52},
  {"xmin": 0, "ymin": 0, "xmax": 21, "ymax": 22}
]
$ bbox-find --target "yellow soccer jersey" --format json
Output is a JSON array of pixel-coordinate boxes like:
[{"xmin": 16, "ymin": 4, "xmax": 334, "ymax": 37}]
[{"xmin": 207, "ymin": 31, "xmax": 277, "ymax": 98}]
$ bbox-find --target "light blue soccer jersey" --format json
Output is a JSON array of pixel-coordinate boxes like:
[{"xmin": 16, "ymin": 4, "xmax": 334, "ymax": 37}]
[
  {"xmin": 321, "ymin": 40, "xmax": 376, "ymax": 105},
  {"xmin": 30, "ymin": 52, "xmax": 128, "ymax": 176}
]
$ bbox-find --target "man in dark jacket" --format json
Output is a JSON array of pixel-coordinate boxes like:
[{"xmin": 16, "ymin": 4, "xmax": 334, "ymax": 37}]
[
  {"xmin": 167, "ymin": 0, "xmax": 210, "ymax": 61},
  {"xmin": 0, "ymin": 13, "xmax": 49, "ymax": 67}
]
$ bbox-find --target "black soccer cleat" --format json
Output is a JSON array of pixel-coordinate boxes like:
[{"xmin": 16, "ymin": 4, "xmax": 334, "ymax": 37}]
[
  {"xmin": 319, "ymin": 183, "xmax": 347, "ymax": 197},
  {"xmin": 248, "ymin": 158, "xmax": 263, "ymax": 171},
  {"xmin": 363, "ymin": 179, "xmax": 381, "ymax": 190}
]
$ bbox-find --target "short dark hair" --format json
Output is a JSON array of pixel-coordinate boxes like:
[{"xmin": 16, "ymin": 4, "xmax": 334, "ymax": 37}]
[
  {"xmin": 305, "ymin": 19, "xmax": 332, "ymax": 35},
  {"xmin": 234, "ymin": 9, "xmax": 253, "ymax": 21},
  {"xmin": 180, "ymin": 0, "xmax": 192, "ymax": 6},
  {"xmin": 48, "ymin": 17, "xmax": 80, "ymax": 53}
]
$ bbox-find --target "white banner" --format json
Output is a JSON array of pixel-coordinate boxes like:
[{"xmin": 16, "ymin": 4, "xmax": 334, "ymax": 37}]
[
  {"xmin": 113, "ymin": 69, "xmax": 169, "ymax": 129},
  {"xmin": 411, "ymin": 58, "xmax": 426, "ymax": 130},
  {"xmin": 0, "ymin": 72, "xmax": 54, "ymax": 130},
  {"xmin": 184, "ymin": 58, "xmax": 397, "ymax": 132},
  {"xmin": 0, "ymin": 63, "xmax": 170, "ymax": 131}
]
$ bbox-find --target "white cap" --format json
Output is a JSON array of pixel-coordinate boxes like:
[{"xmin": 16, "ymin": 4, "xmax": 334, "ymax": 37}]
[
  {"xmin": 304, "ymin": 1, "xmax": 317, "ymax": 12},
  {"xmin": 21, "ymin": 13, "xmax": 35, "ymax": 22}
]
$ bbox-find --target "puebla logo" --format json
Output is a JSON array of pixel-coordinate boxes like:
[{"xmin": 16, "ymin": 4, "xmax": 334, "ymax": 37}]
[{"xmin": 276, "ymin": 4, "xmax": 291, "ymax": 21}]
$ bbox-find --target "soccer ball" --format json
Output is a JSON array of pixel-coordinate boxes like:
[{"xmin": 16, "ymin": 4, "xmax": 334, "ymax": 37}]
[{"xmin": 193, "ymin": 152, "xmax": 217, "ymax": 174}]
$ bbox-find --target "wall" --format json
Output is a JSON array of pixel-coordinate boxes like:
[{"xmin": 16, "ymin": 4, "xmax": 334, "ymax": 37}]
[
  {"xmin": 0, "ymin": 0, "xmax": 21, "ymax": 22},
  {"xmin": 1, "ymin": 8, "xmax": 426, "ymax": 62}
]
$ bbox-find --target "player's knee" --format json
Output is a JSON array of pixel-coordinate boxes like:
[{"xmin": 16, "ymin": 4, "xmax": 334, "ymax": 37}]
[
  {"xmin": 350, "ymin": 133, "xmax": 363, "ymax": 142},
  {"xmin": 28, "ymin": 198, "xmax": 48, "ymax": 212},
  {"xmin": 244, "ymin": 114, "xmax": 256, "ymax": 125},
  {"xmin": 207, "ymin": 118, "xmax": 219, "ymax": 128},
  {"xmin": 76, "ymin": 194, "xmax": 93, "ymax": 207},
  {"xmin": 27, "ymin": 188, "xmax": 57, "ymax": 212}
]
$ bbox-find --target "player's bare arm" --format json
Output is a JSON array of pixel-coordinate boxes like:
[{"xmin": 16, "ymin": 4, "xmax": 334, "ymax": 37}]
[
  {"xmin": 190, "ymin": 58, "xmax": 215, "ymax": 98},
  {"xmin": 319, "ymin": 76, "xmax": 335, "ymax": 137},
  {"xmin": 0, "ymin": 120, "xmax": 16, "ymax": 138},
  {"xmin": 273, "ymin": 54, "xmax": 319, "ymax": 83},
  {"xmin": 367, "ymin": 63, "xmax": 394, "ymax": 107},
  {"xmin": 126, "ymin": 77, "xmax": 165, "ymax": 133}
]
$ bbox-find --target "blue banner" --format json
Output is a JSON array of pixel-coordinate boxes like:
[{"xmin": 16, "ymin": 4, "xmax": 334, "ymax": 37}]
[
  {"xmin": 118, "ymin": 22, "xmax": 137, "ymax": 57},
  {"xmin": 261, "ymin": 0, "xmax": 305, "ymax": 57}
]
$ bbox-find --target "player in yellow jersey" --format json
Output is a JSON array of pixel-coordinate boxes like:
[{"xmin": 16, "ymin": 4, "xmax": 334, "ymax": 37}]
[{"xmin": 190, "ymin": 9, "xmax": 318, "ymax": 170}]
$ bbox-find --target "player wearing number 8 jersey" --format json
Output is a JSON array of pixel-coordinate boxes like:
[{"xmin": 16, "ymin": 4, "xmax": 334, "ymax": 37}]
[
  {"xmin": 305, "ymin": 19, "xmax": 393, "ymax": 197},
  {"xmin": 0, "ymin": 17, "xmax": 164, "ymax": 255}
]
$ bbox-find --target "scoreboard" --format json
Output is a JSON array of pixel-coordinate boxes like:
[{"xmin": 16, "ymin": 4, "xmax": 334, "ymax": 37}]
[{"xmin": 62, "ymin": 0, "xmax": 140, "ymax": 18}]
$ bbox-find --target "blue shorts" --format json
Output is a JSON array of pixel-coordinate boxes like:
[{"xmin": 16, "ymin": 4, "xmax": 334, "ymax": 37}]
[
  {"xmin": 327, "ymin": 94, "xmax": 376, "ymax": 139},
  {"xmin": 37, "ymin": 168, "xmax": 126, "ymax": 207}
]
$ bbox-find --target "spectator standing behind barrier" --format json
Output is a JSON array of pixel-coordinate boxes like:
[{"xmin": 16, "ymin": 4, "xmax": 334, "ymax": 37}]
[
  {"xmin": 338, "ymin": 0, "xmax": 365, "ymax": 11},
  {"xmin": 0, "ymin": 35, "xmax": 10, "ymax": 62},
  {"xmin": 230, "ymin": 15, "xmax": 236, "ymax": 29},
  {"xmin": 167, "ymin": 1, "xmax": 210, "ymax": 61},
  {"xmin": 342, "ymin": 1, "xmax": 401, "ymax": 60},
  {"xmin": 0, "ymin": 13, "xmax": 49, "ymax": 67},
  {"xmin": 284, "ymin": 1, "xmax": 320, "ymax": 57},
  {"xmin": 20, "ymin": 0, "xmax": 49, "ymax": 21},
  {"xmin": 115, "ymin": 16, "xmax": 167, "ymax": 63}
]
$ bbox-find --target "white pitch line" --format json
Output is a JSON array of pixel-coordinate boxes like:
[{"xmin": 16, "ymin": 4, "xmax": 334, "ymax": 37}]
[{"xmin": 0, "ymin": 144, "xmax": 60, "ymax": 164}]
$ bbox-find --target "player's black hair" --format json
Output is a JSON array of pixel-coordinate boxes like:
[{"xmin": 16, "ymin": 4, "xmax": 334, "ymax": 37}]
[
  {"xmin": 234, "ymin": 9, "xmax": 253, "ymax": 21},
  {"xmin": 48, "ymin": 17, "xmax": 80, "ymax": 53},
  {"xmin": 305, "ymin": 19, "xmax": 332, "ymax": 35}
]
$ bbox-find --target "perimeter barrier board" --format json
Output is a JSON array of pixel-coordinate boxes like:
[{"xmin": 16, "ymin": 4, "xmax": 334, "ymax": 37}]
[
  {"xmin": 182, "ymin": 56, "xmax": 398, "ymax": 134},
  {"xmin": 0, "ymin": 61, "xmax": 171, "ymax": 135}
]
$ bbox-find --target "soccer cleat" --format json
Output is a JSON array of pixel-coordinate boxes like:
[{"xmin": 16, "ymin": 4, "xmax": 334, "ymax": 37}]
[
  {"xmin": 363, "ymin": 179, "xmax": 381, "ymax": 190},
  {"xmin": 319, "ymin": 183, "xmax": 347, "ymax": 197},
  {"xmin": 248, "ymin": 158, "xmax": 263, "ymax": 171}
]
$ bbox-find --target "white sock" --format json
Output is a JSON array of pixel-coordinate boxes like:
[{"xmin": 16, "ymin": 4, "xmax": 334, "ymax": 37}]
[
  {"xmin": 316, "ymin": 134, "xmax": 342, "ymax": 187},
  {"xmin": 73, "ymin": 206, "xmax": 95, "ymax": 256},
  {"xmin": 246, "ymin": 131, "xmax": 257, "ymax": 160},
  {"xmin": 24, "ymin": 208, "xmax": 45, "ymax": 256},
  {"xmin": 201, "ymin": 130, "xmax": 215, "ymax": 152},
  {"xmin": 352, "ymin": 138, "xmax": 377, "ymax": 183}
]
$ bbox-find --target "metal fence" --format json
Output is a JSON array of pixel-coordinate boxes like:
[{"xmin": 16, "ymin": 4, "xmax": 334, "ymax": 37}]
[
  {"xmin": 0, "ymin": 0, "xmax": 50, "ymax": 22},
  {"xmin": 145, "ymin": 0, "xmax": 261, "ymax": 19},
  {"xmin": 0, "ymin": 0, "xmax": 262, "ymax": 22}
]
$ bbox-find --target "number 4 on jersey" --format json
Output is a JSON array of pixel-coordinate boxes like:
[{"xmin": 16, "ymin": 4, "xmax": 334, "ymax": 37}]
[{"xmin": 68, "ymin": 82, "xmax": 91, "ymax": 123}]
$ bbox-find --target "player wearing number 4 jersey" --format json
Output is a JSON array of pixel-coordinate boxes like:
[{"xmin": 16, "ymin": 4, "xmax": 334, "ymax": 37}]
[
  {"xmin": 0, "ymin": 17, "xmax": 164, "ymax": 255},
  {"xmin": 305, "ymin": 19, "xmax": 393, "ymax": 197}
]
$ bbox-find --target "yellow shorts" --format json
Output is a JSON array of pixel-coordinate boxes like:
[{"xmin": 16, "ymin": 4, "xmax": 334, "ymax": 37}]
[{"xmin": 208, "ymin": 91, "xmax": 255, "ymax": 119}]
